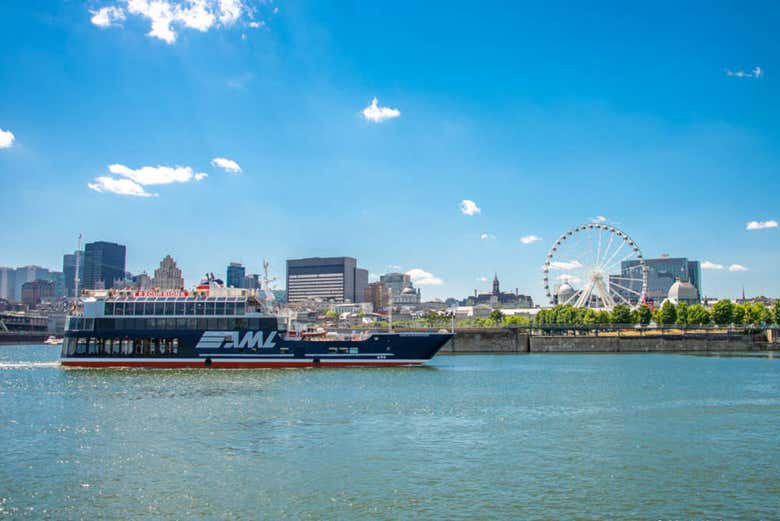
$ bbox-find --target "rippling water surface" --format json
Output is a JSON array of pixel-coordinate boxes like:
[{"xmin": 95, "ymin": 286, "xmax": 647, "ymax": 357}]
[{"xmin": 1, "ymin": 346, "xmax": 779, "ymax": 520}]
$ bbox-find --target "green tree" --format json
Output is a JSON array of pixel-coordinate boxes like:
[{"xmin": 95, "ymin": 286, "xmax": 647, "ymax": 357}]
[
  {"xmin": 657, "ymin": 301, "xmax": 677, "ymax": 325},
  {"xmin": 710, "ymin": 299, "xmax": 734, "ymax": 326},
  {"xmin": 423, "ymin": 312, "xmax": 441, "ymax": 327},
  {"xmin": 636, "ymin": 304, "xmax": 652, "ymax": 326},
  {"xmin": 744, "ymin": 302, "xmax": 771, "ymax": 325},
  {"xmin": 686, "ymin": 304, "xmax": 711, "ymax": 325},
  {"xmin": 556, "ymin": 305, "xmax": 577, "ymax": 324},
  {"xmin": 323, "ymin": 310, "xmax": 338, "ymax": 318},
  {"xmin": 583, "ymin": 309, "xmax": 598, "ymax": 325},
  {"xmin": 675, "ymin": 302, "xmax": 689, "ymax": 326},
  {"xmin": 595, "ymin": 310, "xmax": 611, "ymax": 324},
  {"xmin": 732, "ymin": 304, "xmax": 746, "ymax": 325},
  {"xmin": 610, "ymin": 304, "xmax": 632, "ymax": 324},
  {"xmin": 774, "ymin": 300, "xmax": 780, "ymax": 325},
  {"xmin": 504, "ymin": 315, "xmax": 530, "ymax": 326},
  {"xmin": 489, "ymin": 309, "xmax": 504, "ymax": 325}
]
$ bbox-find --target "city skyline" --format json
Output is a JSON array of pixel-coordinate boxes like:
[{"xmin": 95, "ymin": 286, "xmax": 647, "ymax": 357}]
[{"xmin": 1, "ymin": 1, "xmax": 779, "ymax": 302}]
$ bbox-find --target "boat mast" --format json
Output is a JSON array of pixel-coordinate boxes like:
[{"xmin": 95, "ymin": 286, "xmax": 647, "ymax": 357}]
[
  {"xmin": 388, "ymin": 287, "xmax": 393, "ymax": 333},
  {"xmin": 73, "ymin": 233, "xmax": 82, "ymax": 299}
]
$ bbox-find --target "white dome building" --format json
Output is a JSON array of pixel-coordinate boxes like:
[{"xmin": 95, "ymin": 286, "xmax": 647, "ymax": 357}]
[
  {"xmin": 667, "ymin": 279, "xmax": 699, "ymax": 305},
  {"xmin": 556, "ymin": 283, "xmax": 576, "ymax": 305}
]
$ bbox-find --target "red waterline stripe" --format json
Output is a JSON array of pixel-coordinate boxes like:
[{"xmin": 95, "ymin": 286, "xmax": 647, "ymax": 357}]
[{"xmin": 61, "ymin": 360, "xmax": 424, "ymax": 369}]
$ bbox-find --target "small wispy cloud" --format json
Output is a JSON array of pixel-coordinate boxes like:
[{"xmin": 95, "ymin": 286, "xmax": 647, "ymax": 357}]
[
  {"xmin": 480, "ymin": 233, "xmax": 495, "ymax": 240},
  {"xmin": 477, "ymin": 276, "xmax": 488, "ymax": 283},
  {"xmin": 90, "ymin": 6, "xmax": 126, "ymax": 27},
  {"xmin": 211, "ymin": 157, "xmax": 242, "ymax": 173},
  {"xmin": 746, "ymin": 220, "xmax": 778, "ymax": 230},
  {"xmin": 406, "ymin": 268, "xmax": 443, "ymax": 286},
  {"xmin": 362, "ymin": 97, "xmax": 400, "ymax": 123},
  {"xmin": 88, "ymin": 176, "xmax": 156, "ymax": 197},
  {"xmin": 0, "ymin": 128, "xmax": 15, "ymax": 149},
  {"xmin": 701, "ymin": 261, "xmax": 724, "ymax": 270},
  {"xmin": 728, "ymin": 264, "xmax": 748, "ymax": 272},
  {"xmin": 108, "ymin": 164, "xmax": 206, "ymax": 185},
  {"xmin": 88, "ymin": 163, "xmax": 206, "ymax": 197},
  {"xmin": 520, "ymin": 235, "xmax": 541, "ymax": 245},
  {"xmin": 459, "ymin": 200, "xmax": 480, "ymax": 216},
  {"xmin": 726, "ymin": 66, "xmax": 762, "ymax": 79},
  {"xmin": 549, "ymin": 260, "xmax": 583, "ymax": 270},
  {"xmin": 591, "ymin": 215, "xmax": 607, "ymax": 223}
]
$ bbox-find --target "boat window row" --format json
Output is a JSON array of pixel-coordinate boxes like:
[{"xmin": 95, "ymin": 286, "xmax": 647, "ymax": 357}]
[
  {"xmin": 62, "ymin": 337, "xmax": 180, "ymax": 357},
  {"xmin": 92, "ymin": 317, "xmax": 270, "ymax": 331},
  {"xmin": 104, "ymin": 300, "xmax": 246, "ymax": 317},
  {"xmin": 67, "ymin": 318, "xmax": 95, "ymax": 331}
]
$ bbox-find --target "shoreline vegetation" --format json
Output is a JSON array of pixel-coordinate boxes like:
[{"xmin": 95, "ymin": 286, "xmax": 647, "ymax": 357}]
[{"xmin": 348, "ymin": 300, "xmax": 780, "ymax": 334}]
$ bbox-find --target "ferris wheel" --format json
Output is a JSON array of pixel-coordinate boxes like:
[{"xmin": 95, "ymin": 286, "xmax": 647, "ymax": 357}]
[{"xmin": 543, "ymin": 223, "xmax": 648, "ymax": 309}]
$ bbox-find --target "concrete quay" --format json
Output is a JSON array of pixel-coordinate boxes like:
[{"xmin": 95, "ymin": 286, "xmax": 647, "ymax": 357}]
[{"xmin": 440, "ymin": 328, "xmax": 776, "ymax": 354}]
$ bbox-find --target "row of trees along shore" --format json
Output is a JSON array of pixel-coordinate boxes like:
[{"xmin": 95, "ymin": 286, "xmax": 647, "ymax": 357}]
[{"xmin": 444, "ymin": 300, "xmax": 780, "ymax": 328}]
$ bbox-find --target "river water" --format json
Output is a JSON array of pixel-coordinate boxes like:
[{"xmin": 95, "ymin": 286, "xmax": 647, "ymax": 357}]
[{"xmin": 1, "ymin": 345, "xmax": 779, "ymax": 520}]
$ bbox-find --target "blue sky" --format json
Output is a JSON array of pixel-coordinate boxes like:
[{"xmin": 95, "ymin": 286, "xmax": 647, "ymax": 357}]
[{"xmin": 0, "ymin": 0, "xmax": 778, "ymax": 302}]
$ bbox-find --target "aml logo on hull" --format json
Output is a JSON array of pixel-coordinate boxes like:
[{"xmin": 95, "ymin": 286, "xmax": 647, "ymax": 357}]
[{"xmin": 196, "ymin": 331, "xmax": 278, "ymax": 350}]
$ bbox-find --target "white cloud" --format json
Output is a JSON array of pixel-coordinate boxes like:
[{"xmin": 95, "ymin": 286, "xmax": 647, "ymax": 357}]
[
  {"xmin": 362, "ymin": 97, "xmax": 400, "ymax": 123},
  {"xmin": 746, "ymin": 220, "xmax": 778, "ymax": 230},
  {"xmin": 557, "ymin": 274, "xmax": 581, "ymax": 284},
  {"xmin": 90, "ymin": 6, "xmax": 126, "ymax": 27},
  {"xmin": 549, "ymin": 260, "xmax": 583, "ymax": 270},
  {"xmin": 211, "ymin": 157, "xmax": 242, "ymax": 173},
  {"xmin": 88, "ymin": 176, "xmax": 156, "ymax": 197},
  {"xmin": 387, "ymin": 265, "xmax": 402, "ymax": 271},
  {"xmin": 726, "ymin": 66, "xmax": 762, "ymax": 79},
  {"xmin": 89, "ymin": 163, "xmax": 206, "ymax": 197},
  {"xmin": 406, "ymin": 268, "xmax": 443, "ymax": 286},
  {"xmin": 728, "ymin": 264, "xmax": 748, "ymax": 272},
  {"xmin": 0, "ymin": 128, "xmax": 15, "ymax": 149},
  {"xmin": 701, "ymin": 261, "xmax": 724, "ymax": 270},
  {"xmin": 480, "ymin": 233, "xmax": 495, "ymax": 240},
  {"xmin": 108, "ymin": 164, "xmax": 202, "ymax": 185},
  {"xmin": 459, "ymin": 199, "xmax": 480, "ymax": 216},
  {"xmin": 99, "ymin": 0, "xmax": 249, "ymax": 44},
  {"xmin": 478, "ymin": 276, "xmax": 488, "ymax": 283},
  {"xmin": 591, "ymin": 215, "xmax": 607, "ymax": 223},
  {"xmin": 248, "ymin": 21, "xmax": 264, "ymax": 28},
  {"xmin": 218, "ymin": 0, "xmax": 243, "ymax": 24},
  {"xmin": 520, "ymin": 235, "xmax": 541, "ymax": 245}
]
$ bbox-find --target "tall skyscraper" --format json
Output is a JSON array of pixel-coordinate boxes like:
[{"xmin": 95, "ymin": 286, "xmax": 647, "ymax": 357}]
[
  {"xmin": 226, "ymin": 262, "xmax": 246, "ymax": 288},
  {"xmin": 152, "ymin": 255, "xmax": 185, "ymax": 290},
  {"xmin": 83, "ymin": 241, "xmax": 126, "ymax": 290},
  {"xmin": 0, "ymin": 267, "xmax": 15, "ymax": 301},
  {"xmin": 62, "ymin": 251, "xmax": 84, "ymax": 297},
  {"xmin": 354, "ymin": 268, "xmax": 369, "ymax": 303},
  {"xmin": 286, "ymin": 257, "xmax": 368, "ymax": 303}
]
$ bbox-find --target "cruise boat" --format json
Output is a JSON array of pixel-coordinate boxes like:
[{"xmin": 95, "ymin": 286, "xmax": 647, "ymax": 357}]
[{"xmin": 59, "ymin": 283, "xmax": 451, "ymax": 369}]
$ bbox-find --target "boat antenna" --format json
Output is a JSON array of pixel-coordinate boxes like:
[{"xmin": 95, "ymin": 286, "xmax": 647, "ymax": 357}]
[
  {"xmin": 262, "ymin": 259, "xmax": 277, "ymax": 292},
  {"xmin": 388, "ymin": 287, "xmax": 393, "ymax": 333},
  {"xmin": 73, "ymin": 233, "xmax": 82, "ymax": 299}
]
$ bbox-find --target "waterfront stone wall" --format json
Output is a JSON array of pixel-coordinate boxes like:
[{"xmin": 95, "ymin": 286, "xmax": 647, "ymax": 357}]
[
  {"xmin": 441, "ymin": 328, "xmax": 529, "ymax": 353},
  {"xmin": 529, "ymin": 334, "xmax": 760, "ymax": 353},
  {"xmin": 442, "ymin": 328, "xmax": 770, "ymax": 354}
]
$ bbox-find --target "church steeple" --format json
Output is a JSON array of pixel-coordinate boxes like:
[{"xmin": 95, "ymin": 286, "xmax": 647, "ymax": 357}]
[{"xmin": 492, "ymin": 273, "xmax": 500, "ymax": 295}]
